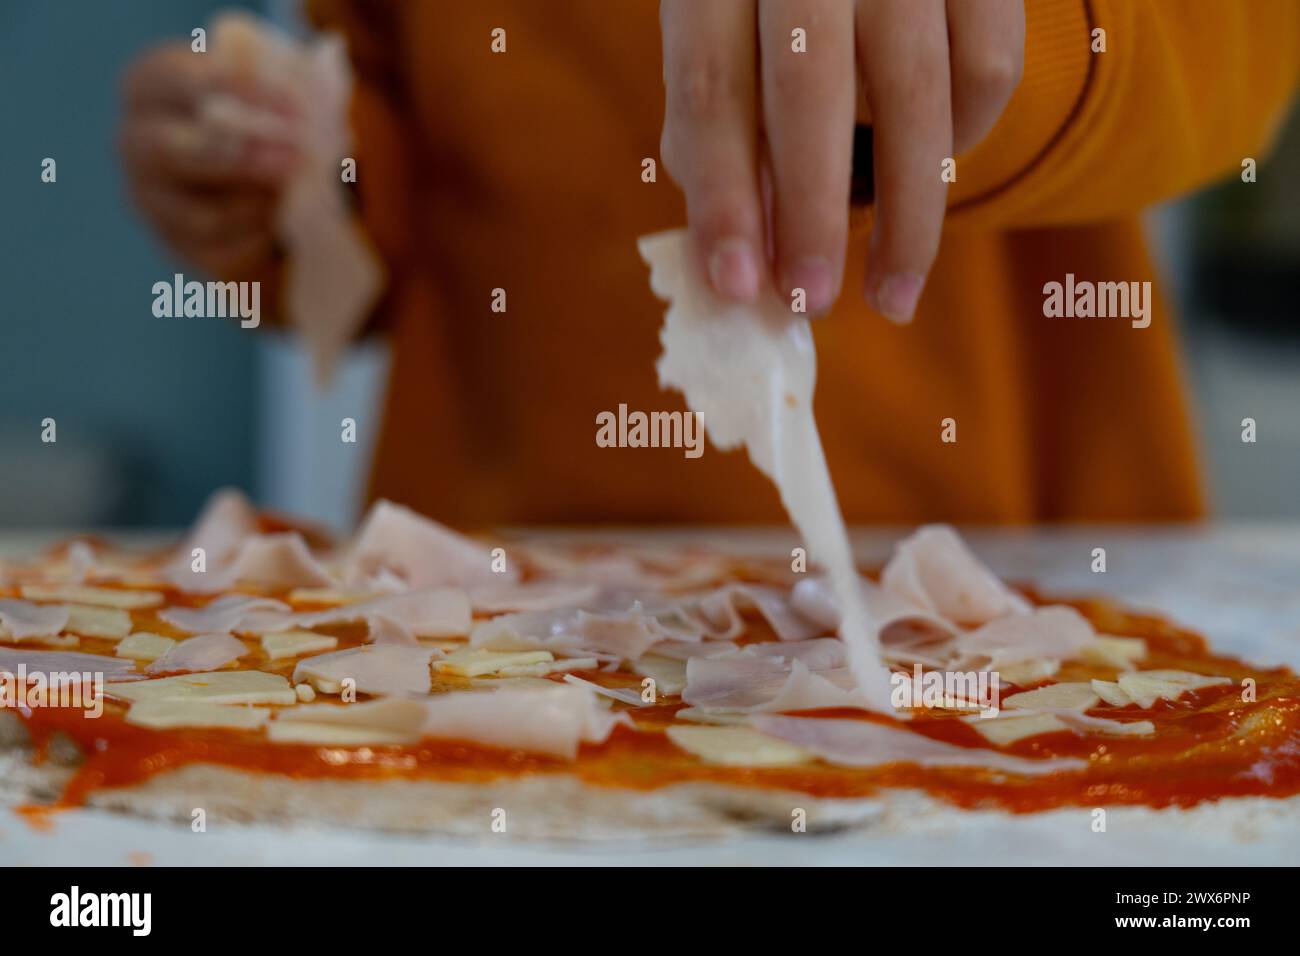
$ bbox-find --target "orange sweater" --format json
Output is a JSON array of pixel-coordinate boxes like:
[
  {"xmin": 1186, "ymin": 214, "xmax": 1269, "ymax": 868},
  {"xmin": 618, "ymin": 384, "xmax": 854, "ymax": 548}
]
[{"xmin": 307, "ymin": 0, "xmax": 1299, "ymax": 526}]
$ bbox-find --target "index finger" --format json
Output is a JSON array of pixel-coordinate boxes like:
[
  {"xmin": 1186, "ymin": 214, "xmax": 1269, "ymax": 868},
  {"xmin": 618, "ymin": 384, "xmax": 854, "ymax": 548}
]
[{"xmin": 856, "ymin": 0, "xmax": 953, "ymax": 323}]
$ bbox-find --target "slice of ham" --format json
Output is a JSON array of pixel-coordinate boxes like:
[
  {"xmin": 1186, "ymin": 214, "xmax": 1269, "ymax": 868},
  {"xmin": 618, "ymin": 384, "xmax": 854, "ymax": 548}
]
[
  {"xmin": 471, "ymin": 605, "xmax": 665, "ymax": 661},
  {"xmin": 689, "ymin": 583, "xmax": 827, "ymax": 642},
  {"xmin": 419, "ymin": 684, "xmax": 628, "ymax": 759},
  {"xmin": 63, "ymin": 541, "xmax": 98, "ymax": 584},
  {"xmin": 207, "ymin": 13, "xmax": 383, "ymax": 385},
  {"xmin": 956, "ymin": 606, "xmax": 1095, "ymax": 668},
  {"xmin": 273, "ymin": 697, "xmax": 428, "ymax": 738},
  {"xmin": 223, "ymin": 533, "xmax": 337, "ymax": 591},
  {"xmin": 0, "ymin": 599, "xmax": 70, "ymax": 640},
  {"xmin": 171, "ymin": 488, "xmax": 258, "ymax": 573},
  {"xmin": 751, "ymin": 714, "xmax": 1085, "ymax": 775},
  {"xmin": 519, "ymin": 542, "xmax": 733, "ymax": 592},
  {"xmin": 291, "ymin": 588, "xmax": 471, "ymax": 638},
  {"xmin": 881, "ymin": 525, "xmax": 1030, "ymax": 626},
  {"xmin": 0, "ymin": 647, "xmax": 140, "ymax": 681},
  {"xmin": 291, "ymin": 644, "xmax": 441, "ymax": 696},
  {"xmin": 686, "ymin": 639, "xmax": 857, "ymax": 712},
  {"xmin": 146, "ymin": 633, "xmax": 248, "ymax": 674},
  {"xmin": 159, "ymin": 595, "xmax": 292, "ymax": 635},
  {"xmin": 646, "ymin": 639, "xmax": 740, "ymax": 661},
  {"xmin": 792, "ymin": 577, "xmax": 961, "ymax": 666},
  {"xmin": 345, "ymin": 500, "xmax": 515, "ymax": 590},
  {"xmin": 562, "ymin": 673, "xmax": 650, "ymax": 707},
  {"xmin": 755, "ymin": 660, "xmax": 868, "ymax": 713},
  {"xmin": 641, "ymin": 230, "xmax": 893, "ymax": 712},
  {"xmin": 467, "ymin": 581, "xmax": 601, "ymax": 614},
  {"xmin": 367, "ymin": 614, "xmax": 417, "ymax": 645}
]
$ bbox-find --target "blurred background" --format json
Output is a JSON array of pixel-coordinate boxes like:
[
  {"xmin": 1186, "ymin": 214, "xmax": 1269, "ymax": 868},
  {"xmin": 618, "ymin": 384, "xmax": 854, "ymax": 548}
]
[{"xmin": 1, "ymin": 0, "xmax": 1297, "ymax": 531}]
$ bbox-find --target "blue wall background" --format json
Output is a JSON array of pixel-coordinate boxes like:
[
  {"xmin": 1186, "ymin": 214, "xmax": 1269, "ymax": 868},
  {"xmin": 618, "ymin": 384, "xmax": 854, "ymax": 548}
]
[{"xmin": 0, "ymin": 0, "xmax": 260, "ymax": 526}]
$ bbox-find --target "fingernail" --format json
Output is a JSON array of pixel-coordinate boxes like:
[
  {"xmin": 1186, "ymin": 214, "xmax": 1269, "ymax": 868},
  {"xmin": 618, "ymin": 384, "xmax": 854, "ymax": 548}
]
[
  {"xmin": 875, "ymin": 272, "xmax": 924, "ymax": 324},
  {"xmin": 788, "ymin": 256, "xmax": 835, "ymax": 313},
  {"xmin": 709, "ymin": 238, "xmax": 760, "ymax": 302}
]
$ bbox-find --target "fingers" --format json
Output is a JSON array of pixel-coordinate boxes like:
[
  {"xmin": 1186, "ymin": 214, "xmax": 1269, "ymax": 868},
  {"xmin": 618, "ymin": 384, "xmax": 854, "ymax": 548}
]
[
  {"xmin": 946, "ymin": 0, "xmax": 1024, "ymax": 153},
  {"xmin": 660, "ymin": 0, "xmax": 764, "ymax": 302},
  {"xmin": 121, "ymin": 112, "xmax": 296, "ymax": 188},
  {"xmin": 856, "ymin": 0, "xmax": 953, "ymax": 323},
  {"xmin": 122, "ymin": 42, "xmax": 299, "ymax": 120},
  {"xmin": 130, "ymin": 178, "xmax": 279, "ymax": 275},
  {"xmin": 759, "ymin": 0, "xmax": 856, "ymax": 313},
  {"xmin": 132, "ymin": 182, "xmax": 276, "ymax": 245}
]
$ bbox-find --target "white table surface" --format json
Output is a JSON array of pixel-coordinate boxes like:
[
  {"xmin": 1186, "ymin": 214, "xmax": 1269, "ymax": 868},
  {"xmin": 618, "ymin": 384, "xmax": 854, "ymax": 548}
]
[{"xmin": 3, "ymin": 524, "xmax": 1299, "ymax": 866}]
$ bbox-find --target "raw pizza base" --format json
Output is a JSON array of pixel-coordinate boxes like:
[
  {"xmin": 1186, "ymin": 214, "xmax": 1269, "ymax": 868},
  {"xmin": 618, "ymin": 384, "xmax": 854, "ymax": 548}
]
[{"xmin": 5, "ymin": 711, "xmax": 1300, "ymax": 847}]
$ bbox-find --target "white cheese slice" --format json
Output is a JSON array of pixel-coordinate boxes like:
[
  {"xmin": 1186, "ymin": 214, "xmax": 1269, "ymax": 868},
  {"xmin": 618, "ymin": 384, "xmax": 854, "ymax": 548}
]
[
  {"xmin": 1004, "ymin": 682, "xmax": 1100, "ymax": 712},
  {"xmin": 666, "ymin": 725, "xmax": 813, "ymax": 768},
  {"xmin": 20, "ymin": 584, "xmax": 164, "ymax": 609},
  {"xmin": 115, "ymin": 632, "xmax": 177, "ymax": 662},
  {"xmin": 1117, "ymin": 670, "xmax": 1232, "ymax": 709},
  {"xmin": 433, "ymin": 647, "xmax": 552, "ymax": 678},
  {"xmin": 563, "ymin": 674, "xmax": 649, "ymax": 707},
  {"xmin": 63, "ymin": 604, "xmax": 133, "ymax": 639},
  {"xmin": 287, "ymin": 587, "xmax": 381, "ymax": 606},
  {"xmin": 1078, "ymin": 635, "xmax": 1147, "ymax": 670},
  {"xmin": 966, "ymin": 712, "xmax": 1071, "ymax": 746},
  {"xmin": 0, "ymin": 629, "xmax": 78, "ymax": 649},
  {"xmin": 1057, "ymin": 712, "xmax": 1156, "ymax": 736},
  {"xmin": 106, "ymin": 670, "xmax": 296, "ymax": 705},
  {"xmin": 996, "ymin": 658, "xmax": 1060, "ymax": 687},
  {"xmin": 1090, "ymin": 679, "xmax": 1132, "ymax": 707},
  {"xmin": 260, "ymin": 629, "xmax": 339, "ymax": 661},
  {"xmin": 267, "ymin": 722, "xmax": 415, "ymax": 745},
  {"xmin": 125, "ymin": 699, "xmax": 269, "ymax": 730},
  {"xmin": 269, "ymin": 698, "xmax": 427, "ymax": 745},
  {"xmin": 494, "ymin": 656, "xmax": 599, "ymax": 678}
]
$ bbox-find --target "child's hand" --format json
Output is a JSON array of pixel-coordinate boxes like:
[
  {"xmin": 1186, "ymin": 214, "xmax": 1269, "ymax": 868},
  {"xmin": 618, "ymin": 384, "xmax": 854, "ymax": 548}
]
[
  {"xmin": 120, "ymin": 42, "xmax": 299, "ymax": 278},
  {"xmin": 659, "ymin": 0, "xmax": 1024, "ymax": 320}
]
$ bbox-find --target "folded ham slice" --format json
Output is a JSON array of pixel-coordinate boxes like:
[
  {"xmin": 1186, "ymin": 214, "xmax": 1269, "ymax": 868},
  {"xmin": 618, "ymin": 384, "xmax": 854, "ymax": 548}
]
[
  {"xmin": 0, "ymin": 599, "xmax": 70, "ymax": 641},
  {"xmin": 345, "ymin": 500, "xmax": 515, "ymax": 589},
  {"xmin": 955, "ymin": 606, "xmax": 1094, "ymax": 668},
  {"xmin": 683, "ymin": 639, "xmax": 852, "ymax": 712},
  {"xmin": 220, "ymin": 533, "xmax": 337, "ymax": 591},
  {"xmin": 159, "ymin": 595, "xmax": 292, "ymax": 635},
  {"xmin": 467, "ymin": 581, "xmax": 601, "ymax": 614},
  {"xmin": 881, "ymin": 525, "xmax": 1030, "ymax": 626},
  {"xmin": 291, "ymin": 588, "xmax": 471, "ymax": 638},
  {"xmin": 689, "ymin": 583, "xmax": 827, "ymax": 643},
  {"xmin": 751, "ymin": 714, "xmax": 1085, "ymax": 775},
  {"xmin": 174, "ymin": 487, "xmax": 258, "ymax": 571},
  {"xmin": 146, "ymin": 633, "xmax": 248, "ymax": 674},
  {"xmin": 0, "ymin": 647, "xmax": 140, "ymax": 681},
  {"xmin": 472, "ymin": 602, "xmax": 690, "ymax": 661}
]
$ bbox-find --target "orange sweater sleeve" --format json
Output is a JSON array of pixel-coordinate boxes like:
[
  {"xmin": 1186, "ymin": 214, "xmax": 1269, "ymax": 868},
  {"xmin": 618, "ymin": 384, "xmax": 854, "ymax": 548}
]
[{"xmin": 948, "ymin": 0, "xmax": 1300, "ymax": 228}]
